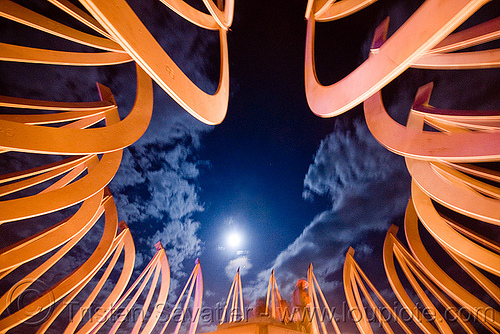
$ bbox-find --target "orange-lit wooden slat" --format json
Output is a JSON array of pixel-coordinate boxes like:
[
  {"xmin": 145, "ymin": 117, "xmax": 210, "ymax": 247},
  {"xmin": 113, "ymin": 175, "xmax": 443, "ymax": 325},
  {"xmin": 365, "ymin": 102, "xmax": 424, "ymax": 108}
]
[
  {"xmin": 0, "ymin": 95, "xmax": 115, "ymax": 111},
  {"xmin": 37, "ymin": 221, "xmax": 135, "ymax": 334},
  {"xmin": 0, "ymin": 42, "xmax": 132, "ymax": 66},
  {"xmin": 140, "ymin": 245, "xmax": 171, "ymax": 334},
  {"xmin": 411, "ymin": 181, "xmax": 500, "ymax": 278},
  {"xmin": 412, "ymin": 49, "xmax": 500, "ymax": 69},
  {"xmin": 431, "ymin": 162, "xmax": 500, "ymax": 200},
  {"xmin": 80, "ymin": 0, "xmax": 230, "ymax": 125},
  {"xmin": 47, "ymin": 0, "xmax": 112, "ymax": 38},
  {"xmin": 364, "ymin": 86, "xmax": 500, "ymax": 162},
  {"xmin": 202, "ymin": 0, "xmax": 234, "ymax": 30},
  {"xmin": 0, "ymin": 66, "xmax": 152, "ymax": 154},
  {"xmin": 158, "ymin": 0, "xmax": 219, "ymax": 30},
  {"xmin": 0, "ymin": 151, "xmax": 120, "ymax": 224},
  {"xmin": 108, "ymin": 262, "xmax": 160, "ymax": 334},
  {"xmin": 131, "ymin": 263, "xmax": 162, "ymax": 334},
  {"xmin": 407, "ymin": 158, "xmax": 500, "ymax": 226},
  {"xmin": 307, "ymin": 0, "xmax": 378, "ymax": 21},
  {"xmin": 264, "ymin": 269, "xmax": 283, "ymax": 320},
  {"xmin": 174, "ymin": 260, "xmax": 202, "ymax": 334},
  {"xmin": 0, "ymin": 0, "xmax": 124, "ymax": 52},
  {"xmin": 220, "ymin": 269, "xmax": 245, "ymax": 324},
  {"xmin": 0, "ymin": 191, "xmax": 103, "ymax": 272},
  {"xmin": 304, "ymin": 0, "xmax": 488, "ymax": 117},
  {"xmin": 404, "ymin": 199, "xmax": 500, "ymax": 330},
  {"xmin": 390, "ymin": 226, "xmax": 480, "ymax": 333},
  {"xmin": 39, "ymin": 243, "xmax": 125, "ymax": 334},
  {"xmin": 0, "ymin": 155, "xmax": 92, "ymax": 197},
  {"xmin": 429, "ymin": 17, "xmax": 500, "ymax": 54},
  {"xmin": 87, "ymin": 250, "xmax": 160, "ymax": 333},
  {"xmin": 308, "ymin": 264, "xmax": 342, "ymax": 334},
  {"xmin": 0, "ymin": 191, "xmax": 120, "ymax": 332},
  {"xmin": 82, "ymin": 242, "xmax": 170, "ymax": 334},
  {"xmin": 157, "ymin": 259, "xmax": 202, "ymax": 334}
]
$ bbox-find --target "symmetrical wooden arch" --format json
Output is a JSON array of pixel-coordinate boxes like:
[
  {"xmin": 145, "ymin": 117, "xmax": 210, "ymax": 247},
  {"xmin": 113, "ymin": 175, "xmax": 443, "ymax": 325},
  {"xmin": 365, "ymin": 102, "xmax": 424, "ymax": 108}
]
[
  {"xmin": 220, "ymin": 268, "xmax": 245, "ymax": 324},
  {"xmin": 305, "ymin": 0, "xmax": 500, "ymax": 333},
  {"xmin": 265, "ymin": 269, "xmax": 285, "ymax": 321},
  {"xmin": 1, "ymin": 0, "xmax": 499, "ymax": 332},
  {"xmin": 307, "ymin": 264, "xmax": 341, "ymax": 334},
  {"xmin": 157, "ymin": 259, "xmax": 203, "ymax": 334},
  {"xmin": 292, "ymin": 72, "xmax": 500, "ymax": 332},
  {"xmin": 353, "ymin": 67, "xmax": 500, "ymax": 333},
  {"xmin": 84, "ymin": 242, "xmax": 170, "ymax": 334},
  {"xmin": 0, "ymin": 0, "xmax": 230, "ymax": 332}
]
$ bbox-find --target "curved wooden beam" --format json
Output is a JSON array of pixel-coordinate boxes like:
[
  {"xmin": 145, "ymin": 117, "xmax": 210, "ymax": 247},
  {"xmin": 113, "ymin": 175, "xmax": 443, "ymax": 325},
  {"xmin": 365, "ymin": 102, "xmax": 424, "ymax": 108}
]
[
  {"xmin": 392, "ymin": 226, "xmax": 480, "ymax": 333},
  {"xmin": 383, "ymin": 226, "xmax": 444, "ymax": 334},
  {"xmin": 80, "ymin": 0, "xmax": 230, "ymax": 125},
  {"xmin": 0, "ymin": 42, "xmax": 132, "ymax": 66},
  {"xmin": 305, "ymin": 0, "xmax": 489, "ymax": 117},
  {"xmin": 428, "ymin": 17, "xmax": 500, "ymax": 54},
  {"xmin": 0, "ymin": 0, "xmax": 124, "ymax": 52},
  {"xmin": 0, "ymin": 193, "xmax": 120, "ymax": 332},
  {"xmin": 407, "ymin": 158, "xmax": 500, "ymax": 226},
  {"xmin": 38, "ymin": 223, "xmax": 135, "ymax": 334},
  {"xmin": 0, "ymin": 155, "xmax": 91, "ymax": 198},
  {"xmin": 158, "ymin": 0, "xmax": 218, "ymax": 30},
  {"xmin": 0, "ymin": 65, "xmax": 152, "ymax": 154},
  {"xmin": 202, "ymin": 0, "xmax": 235, "ymax": 30},
  {"xmin": 220, "ymin": 269, "xmax": 245, "ymax": 324},
  {"xmin": 344, "ymin": 248, "xmax": 415, "ymax": 334},
  {"xmin": 0, "ymin": 191, "xmax": 103, "ymax": 272},
  {"xmin": 0, "ymin": 96, "xmax": 114, "ymax": 112},
  {"xmin": 412, "ymin": 49, "xmax": 500, "ymax": 69},
  {"xmin": 0, "ymin": 151, "xmax": 119, "ymax": 224},
  {"xmin": 404, "ymin": 200, "xmax": 500, "ymax": 330},
  {"xmin": 141, "ymin": 246, "xmax": 171, "ymax": 334},
  {"xmin": 189, "ymin": 259, "xmax": 203, "ymax": 334},
  {"xmin": 307, "ymin": 0, "xmax": 378, "ymax": 22},
  {"xmin": 411, "ymin": 181, "xmax": 500, "ymax": 276},
  {"xmin": 364, "ymin": 88, "xmax": 500, "ymax": 161},
  {"xmin": 47, "ymin": 0, "xmax": 112, "ymax": 38},
  {"xmin": 308, "ymin": 264, "xmax": 342, "ymax": 334}
]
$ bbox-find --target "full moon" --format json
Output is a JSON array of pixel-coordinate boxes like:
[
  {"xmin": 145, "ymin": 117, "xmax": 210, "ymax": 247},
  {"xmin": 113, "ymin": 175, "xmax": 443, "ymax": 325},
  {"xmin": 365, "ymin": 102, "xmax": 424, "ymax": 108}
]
[{"xmin": 226, "ymin": 231, "xmax": 242, "ymax": 249}]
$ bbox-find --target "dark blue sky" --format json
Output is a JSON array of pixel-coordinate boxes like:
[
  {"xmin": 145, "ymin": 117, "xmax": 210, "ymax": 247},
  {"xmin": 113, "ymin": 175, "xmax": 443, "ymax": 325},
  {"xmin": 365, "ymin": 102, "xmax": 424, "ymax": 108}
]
[
  {"xmin": 174, "ymin": 1, "xmax": 500, "ymax": 329},
  {"xmin": 188, "ymin": 0, "xmax": 409, "ymax": 307}
]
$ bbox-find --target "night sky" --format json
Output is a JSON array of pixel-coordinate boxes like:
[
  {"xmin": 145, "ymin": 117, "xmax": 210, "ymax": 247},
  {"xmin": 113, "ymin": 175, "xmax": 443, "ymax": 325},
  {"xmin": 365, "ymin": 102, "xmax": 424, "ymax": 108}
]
[{"xmin": 1, "ymin": 0, "xmax": 499, "ymax": 333}]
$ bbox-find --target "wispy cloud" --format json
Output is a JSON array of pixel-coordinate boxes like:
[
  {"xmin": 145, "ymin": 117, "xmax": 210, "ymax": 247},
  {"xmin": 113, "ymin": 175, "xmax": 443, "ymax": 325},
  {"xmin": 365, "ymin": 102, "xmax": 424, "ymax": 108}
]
[
  {"xmin": 246, "ymin": 118, "xmax": 410, "ymax": 303},
  {"xmin": 225, "ymin": 256, "xmax": 253, "ymax": 278},
  {"xmin": 148, "ymin": 218, "xmax": 203, "ymax": 277},
  {"xmin": 110, "ymin": 119, "xmax": 209, "ymax": 225}
]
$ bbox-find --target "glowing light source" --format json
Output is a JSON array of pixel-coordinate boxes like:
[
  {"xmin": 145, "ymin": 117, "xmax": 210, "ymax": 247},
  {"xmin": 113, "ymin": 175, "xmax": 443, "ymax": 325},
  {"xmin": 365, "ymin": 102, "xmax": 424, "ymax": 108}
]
[{"xmin": 227, "ymin": 232, "xmax": 242, "ymax": 249}]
